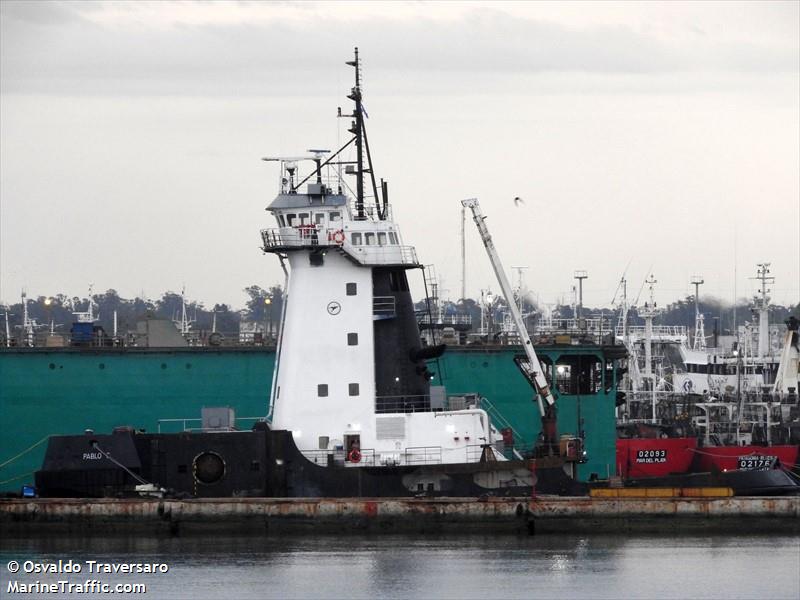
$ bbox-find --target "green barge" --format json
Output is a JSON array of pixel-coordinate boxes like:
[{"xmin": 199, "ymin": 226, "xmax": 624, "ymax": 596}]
[{"xmin": 0, "ymin": 344, "xmax": 624, "ymax": 493}]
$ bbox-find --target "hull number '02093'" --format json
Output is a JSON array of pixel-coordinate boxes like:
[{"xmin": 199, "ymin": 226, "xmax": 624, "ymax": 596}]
[{"xmin": 635, "ymin": 449, "xmax": 668, "ymax": 464}]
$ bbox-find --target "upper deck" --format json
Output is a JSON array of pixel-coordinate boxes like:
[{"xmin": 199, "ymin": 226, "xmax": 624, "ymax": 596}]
[{"xmin": 262, "ymin": 179, "xmax": 419, "ymax": 267}]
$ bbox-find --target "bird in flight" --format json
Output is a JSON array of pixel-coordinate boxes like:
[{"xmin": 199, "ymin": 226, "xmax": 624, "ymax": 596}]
[{"xmin": 513, "ymin": 196, "xmax": 525, "ymax": 207}]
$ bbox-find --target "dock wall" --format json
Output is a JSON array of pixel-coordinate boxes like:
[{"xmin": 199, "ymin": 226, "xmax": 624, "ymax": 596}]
[{"xmin": 2, "ymin": 497, "xmax": 797, "ymax": 535}]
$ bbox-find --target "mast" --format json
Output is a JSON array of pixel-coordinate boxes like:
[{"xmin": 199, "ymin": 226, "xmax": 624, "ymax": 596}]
[
  {"xmin": 639, "ymin": 274, "xmax": 658, "ymax": 422},
  {"xmin": 751, "ymin": 263, "xmax": 774, "ymax": 358},
  {"xmin": 346, "ymin": 48, "xmax": 365, "ymax": 219},
  {"xmin": 574, "ymin": 270, "xmax": 588, "ymax": 323},
  {"xmin": 691, "ymin": 275, "xmax": 706, "ymax": 351}
]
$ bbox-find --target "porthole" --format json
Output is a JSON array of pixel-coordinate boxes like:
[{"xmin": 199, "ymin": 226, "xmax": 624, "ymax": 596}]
[
  {"xmin": 161, "ymin": 363, "xmax": 167, "ymax": 370},
  {"xmin": 193, "ymin": 452, "xmax": 226, "ymax": 485},
  {"xmin": 49, "ymin": 363, "xmax": 56, "ymax": 370},
  {"xmin": 98, "ymin": 363, "xmax": 105, "ymax": 370}
]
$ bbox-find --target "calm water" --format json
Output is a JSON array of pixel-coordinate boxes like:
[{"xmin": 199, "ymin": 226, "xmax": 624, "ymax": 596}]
[{"xmin": 1, "ymin": 534, "xmax": 798, "ymax": 599}]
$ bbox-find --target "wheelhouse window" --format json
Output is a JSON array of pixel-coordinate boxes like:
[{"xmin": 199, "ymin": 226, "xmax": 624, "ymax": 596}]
[
  {"xmin": 351, "ymin": 232, "xmax": 362, "ymax": 245},
  {"xmin": 554, "ymin": 355, "xmax": 603, "ymax": 395},
  {"xmin": 298, "ymin": 213, "xmax": 310, "ymax": 225},
  {"xmin": 365, "ymin": 233, "xmax": 375, "ymax": 246},
  {"xmin": 377, "ymin": 232, "xmax": 387, "ymax": 246},
  {"xmin": 314, "ymin": 213, "xmax": 325, "ymax": 225},
  {"xmin": 277, "ymin": 215, "xmax": 286, "ymax": 227},
  {"xmin": 388, "ymin": 232, "xmax": 398, "ymax": 245},
  {"xmin": 330, "ymin": 212, "xmax": 341, "ymax": 221},
  {"xmin": 286, "ymin": 214, "xmax": 296, "ymax": 226}
]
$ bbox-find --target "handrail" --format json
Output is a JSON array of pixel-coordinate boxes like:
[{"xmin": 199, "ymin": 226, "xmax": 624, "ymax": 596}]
[
  {"xmin": 260, "ymin": 227, "xmax": 419, "ymax": 266},
  {"xmin": 404, "ymin": 446, "xmax": 442, "ymax": 465},
  {"xmin": 156, "ymin": 416, "xmax": 265, "ymax": 433},
  {"xmin": 373, "ymin": 296, "xmax": 396, "ymax": 318}
]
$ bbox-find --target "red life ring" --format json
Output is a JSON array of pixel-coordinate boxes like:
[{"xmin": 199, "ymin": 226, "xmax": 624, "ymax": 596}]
[
  {"xmin": 348, "ymin": 448, "xmax": 362, "ymax": 463},
  {"xmin": 332, "ymin": 230, "xmax": 345, "ymax": 245}
]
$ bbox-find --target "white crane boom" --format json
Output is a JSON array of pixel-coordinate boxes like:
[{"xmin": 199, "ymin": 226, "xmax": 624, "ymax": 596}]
[{"xmin": 461, "ymin": 198, "xmax": 556, "ymax": 414}]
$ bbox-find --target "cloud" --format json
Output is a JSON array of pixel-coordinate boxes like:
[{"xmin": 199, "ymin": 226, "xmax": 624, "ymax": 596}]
[{"xmin": 1, "ymin": 2, "xmax": 797, "ymax": 97}]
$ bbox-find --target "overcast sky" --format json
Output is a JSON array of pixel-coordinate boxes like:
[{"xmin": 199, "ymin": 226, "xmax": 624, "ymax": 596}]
[{"xmin": 1, "ymin": 1, "xmax": 798, "ymax": 311}]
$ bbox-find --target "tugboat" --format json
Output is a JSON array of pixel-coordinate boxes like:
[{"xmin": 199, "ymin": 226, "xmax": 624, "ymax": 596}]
[{"xmin": 34, "ymin": 50, "xmax": 586, "ymax": 499}]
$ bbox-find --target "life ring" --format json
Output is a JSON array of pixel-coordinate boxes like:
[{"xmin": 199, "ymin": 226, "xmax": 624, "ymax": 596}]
[
  {"xmin": 348, "ymin": 448, "xmax": 362, "ymax": 463},
  {"xmin": 331, "ymin": 230, "xmax": 345, "ymax": 245}
]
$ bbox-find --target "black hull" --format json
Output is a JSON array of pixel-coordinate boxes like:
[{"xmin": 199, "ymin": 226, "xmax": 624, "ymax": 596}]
[
  {"xmin": 35, "ymin": 426, "xmax": 587, "ymax": 499},
  {"xmin": 622, "ymin": 469, "xmax": 800, "ymax": 496}
]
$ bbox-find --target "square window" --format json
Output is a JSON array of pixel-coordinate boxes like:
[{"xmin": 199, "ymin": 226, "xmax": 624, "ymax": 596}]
[
  {"xmin": 365, "ymin": 232, "xmax": 375, "ymax": 245},
  {"xmin": 378, "ymin": 232, "xmax": 387, "ymax": 246},
  {"xmin": 318, "ymin": 384, "xmax": 328, "ymax": 397},
  {"xmin": 347, "ymin": 333, "xmax": 358, "ymax": 346},
  {"xmin": 352, "ymin": 233, "xmax": 362, "ymax": 245},
  {"xmin": 286, "ymin": 214, "xmax": 296, "ymax": 226},
  {"xmin": 314, "ymin": 213, "xmax": 325, "ymax": 225},
  {"xmin": 299, "ymin": 213, "xmax": 309, "ymax": 225},
  {"xmin": 348, "ymin": 383, "xmax": 360, "ymax": 396},
  {"xmin": 346, "ymin": 283, "xmax": 357, "ymax": 296},
  {"xmin": 330, "ymin": 212, "xmax": 341, "ymax": 221}
]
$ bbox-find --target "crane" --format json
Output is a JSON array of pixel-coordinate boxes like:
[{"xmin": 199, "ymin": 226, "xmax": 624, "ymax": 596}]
[{"xmin": 461, "ymin": 199, "xmax": 555, "ymax": 416}]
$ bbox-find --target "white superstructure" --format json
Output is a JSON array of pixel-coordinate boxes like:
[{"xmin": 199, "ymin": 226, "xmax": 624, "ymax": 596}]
[{"xmin": 262, "ymin": 50, "xmax": 498, "ymax": 467}]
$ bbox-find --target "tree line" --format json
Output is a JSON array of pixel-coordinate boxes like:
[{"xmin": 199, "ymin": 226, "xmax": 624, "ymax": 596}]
[
  {"xmin": 3, "ymin": 286, "xmax": 796, "ymax": 339},
  {"xmin": 2, "ymin": 286, "xmax": 284, "ymax": 337}
]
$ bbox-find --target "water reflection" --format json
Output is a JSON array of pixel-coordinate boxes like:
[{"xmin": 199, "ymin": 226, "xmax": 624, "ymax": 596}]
[{"xmin": 1, "ymin": 534, "xmax": 797, "ymax": 599}]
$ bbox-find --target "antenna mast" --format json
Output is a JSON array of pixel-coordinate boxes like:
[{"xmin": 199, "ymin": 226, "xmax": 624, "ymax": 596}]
[
  {"xmin": 751, "ymin": 263, "xmax": 774, "ymax": 358},
  {"xmin": 346, "ymin": 47, "xmax": 373, "ymax": 219},
  {"xmin": 691, "ymin": 275, "xmax": 706, "ymax": 351}
]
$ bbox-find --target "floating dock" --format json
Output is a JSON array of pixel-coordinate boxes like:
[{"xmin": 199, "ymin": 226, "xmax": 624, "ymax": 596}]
[{"xmin": 2, "ymin": 496, "xmax": 798, "ymax": 535}]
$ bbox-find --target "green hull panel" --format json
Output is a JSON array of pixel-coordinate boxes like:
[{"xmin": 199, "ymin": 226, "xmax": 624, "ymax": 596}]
[
  {"xmin": 0, "ymin": 346, "xmax": 616, "ymax": 492},
  {"xmin": 0, "ymin": 349, "xmax": 274, "ymax": 492}
]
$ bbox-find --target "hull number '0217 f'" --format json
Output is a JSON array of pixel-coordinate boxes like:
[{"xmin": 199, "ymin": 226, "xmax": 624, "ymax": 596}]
[
  {"xmin": 635, "ymin": 449, "xmax": 667, "ymax": 464},
  {"xmin": 738, "ymin": 455, "xmax": 777, "ymax": 470}
]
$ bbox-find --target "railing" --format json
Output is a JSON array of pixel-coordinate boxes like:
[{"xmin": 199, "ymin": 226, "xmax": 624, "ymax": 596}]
[
  {"xmin": 419, "ymin": 314, "xmax": 472, "ymax": 326},
  {"xmin": 535, "ymin": 317, "xmax": 612, "ymax": 335},
  {"xmin": 343, "ymin": 243, "xmax": 418, "ymax": 266},
  {"xmin": 260, "ymin": 227, "xmax": 419, "ymax": 266},
  {"xmin": 348, "ymin": 202, "xmax": 394, "ymax": 222},
  {"xmin": 616, "ymin": 325, "xmax": 688, "ymax": 341},
  {"xmin": 0, "ymin": 329, "xmax": 275, "ymax": 349},
  {"xmin": 260, "ymin": 227, "xmax": 331, "ymax": 250},
  {"xmin": 375, "ymin": 395, "xmax": 433, "ymax": 414},
  {"xmin": 404, "ymin": 446, "xmax": 442, "ymax": 465},
  {"xmin": 300, "ymin": 448, "xmax": 377, "ymax": 467},
  {"xmin": 373, "ymin": 296, "xmax": 396, "ymax": 319},
  {"xmin": 374, "ymin": 394, "xmax": 484, "ymax": 413},
  {"xmin": 156, "ymin": 416, "xmax": 265, "ymax": 433},
  {"xmin": 479, "ymin": 396, "xmax": 523, "ymax": 442}
]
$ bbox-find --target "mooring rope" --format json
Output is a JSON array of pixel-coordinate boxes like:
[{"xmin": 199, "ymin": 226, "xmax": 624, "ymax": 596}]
[
  {"xmin": 0, "ymin": 471, "xmax": 35, "ymax": 486},
  {"xmin": 0, "ymin": 435, "xmax": 54, "ymax": 470}
]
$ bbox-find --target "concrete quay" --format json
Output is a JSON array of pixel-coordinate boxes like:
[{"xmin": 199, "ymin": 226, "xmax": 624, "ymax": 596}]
[{"xmin": 1, "ymin": 496, "xmax": 797, "ymax": 536}]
